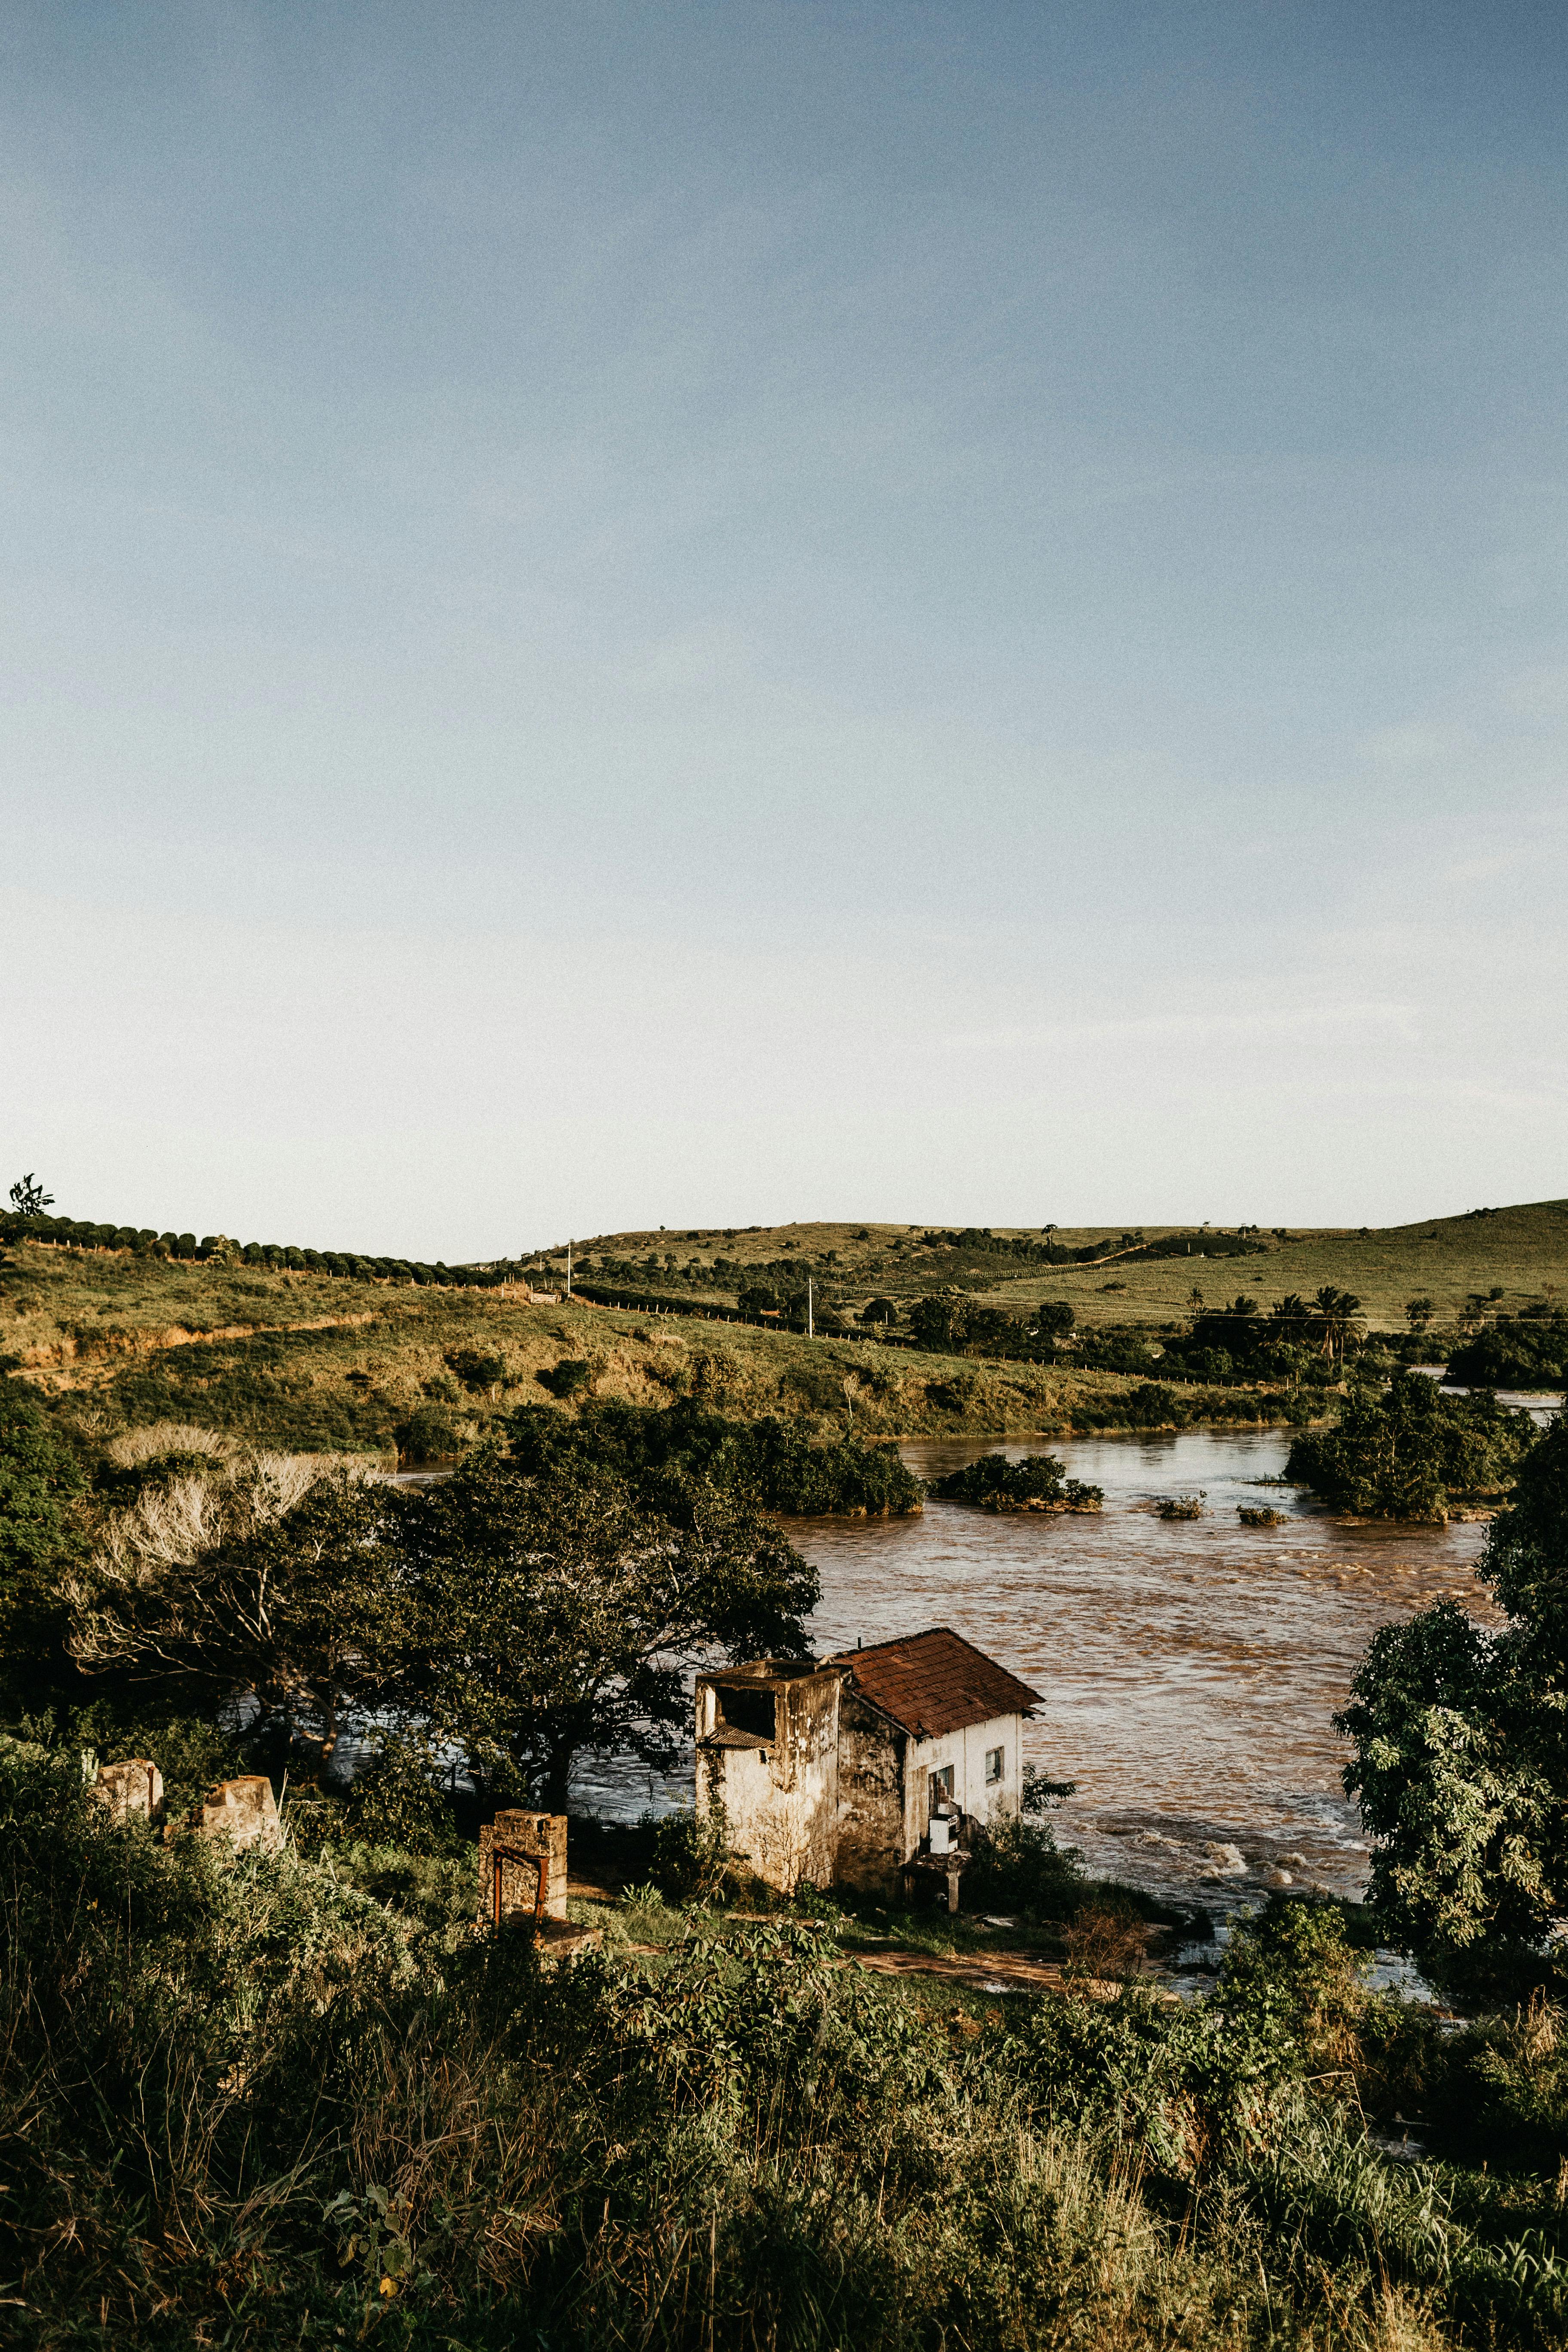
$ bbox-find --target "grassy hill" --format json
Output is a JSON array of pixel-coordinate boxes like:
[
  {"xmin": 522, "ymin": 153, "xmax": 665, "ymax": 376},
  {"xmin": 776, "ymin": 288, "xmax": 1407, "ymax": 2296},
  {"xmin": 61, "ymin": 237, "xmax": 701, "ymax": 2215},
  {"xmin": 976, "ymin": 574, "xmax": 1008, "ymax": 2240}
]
[
  {"xmin": 557, "ymin": 1200, "xmax": 1568, "ymax": 1335},
  {"xmin": 0, "ymin": 1234, "xmax": 1276, "ymax": 1457},
  {"xmin": 6, "ymin": 1199, "xmax": 1562, "ymax": 1458}
]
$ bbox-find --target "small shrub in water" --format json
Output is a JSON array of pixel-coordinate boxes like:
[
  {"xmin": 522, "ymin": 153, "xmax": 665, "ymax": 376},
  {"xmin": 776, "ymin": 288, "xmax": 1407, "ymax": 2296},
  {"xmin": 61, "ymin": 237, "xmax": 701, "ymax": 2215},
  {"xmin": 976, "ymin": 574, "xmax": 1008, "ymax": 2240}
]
[{"xmin": 930, "ymin": 1451, "xmax": 1102, "ymax": 1512}]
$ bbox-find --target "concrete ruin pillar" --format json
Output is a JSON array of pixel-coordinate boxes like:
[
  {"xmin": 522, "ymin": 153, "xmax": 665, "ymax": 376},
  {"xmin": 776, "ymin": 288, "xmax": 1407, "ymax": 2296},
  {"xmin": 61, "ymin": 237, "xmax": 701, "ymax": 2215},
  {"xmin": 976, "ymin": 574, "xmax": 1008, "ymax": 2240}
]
[
  {"xmin": 478, "ymin": 1810, "xmax": 569, "ymax": 1925},
  {"xmin": 194, "ymin": 1776, "xmax": 283, "ymax": 1853},
  {"xmin": 93, "ymin": 1758, "xmax": 163, "ymax": 1824}
]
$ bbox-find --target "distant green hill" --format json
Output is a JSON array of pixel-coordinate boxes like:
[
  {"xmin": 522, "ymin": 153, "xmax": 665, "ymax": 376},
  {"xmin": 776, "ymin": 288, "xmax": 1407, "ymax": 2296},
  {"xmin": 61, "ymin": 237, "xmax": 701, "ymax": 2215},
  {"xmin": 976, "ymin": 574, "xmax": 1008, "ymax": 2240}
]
[{"xmin": 554, "ymin": 1200, "xmax": 1568, "ymax": 1339}]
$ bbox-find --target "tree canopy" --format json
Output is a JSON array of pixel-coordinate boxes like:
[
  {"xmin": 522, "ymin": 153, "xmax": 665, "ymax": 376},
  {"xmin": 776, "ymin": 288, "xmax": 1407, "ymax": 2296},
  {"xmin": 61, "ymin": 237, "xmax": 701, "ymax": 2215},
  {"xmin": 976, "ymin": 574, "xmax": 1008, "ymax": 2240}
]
[
  {"xmin": 0, "ymin": 1381, "xmax": 86, "ymax": 1706},
  {"xmin": 395, "ymin": 1449, "xmax": 818, "ymax": 1805},
  {"xmin": 1287, "ymin": 1370, "xmax": 1536, "ymax": 1519},
  {"xmin": 1446, "ymin": 1316, "xmax": 1568, "ymax": 1393},
  {"xmin": 505, "ymin": 1397, "xmax": 923, "ymax": 1516},
  {"xmin": 7, "ymin": 1173, "xmax": 53, "ymax": 1220},
  {"xmin": 67, "ymin": 1452, "xmax": 401, "ymax": 1770},
  {"xmin": 1337, "ymin": 1412, "xmax": 1568, "ymax": 1952}
]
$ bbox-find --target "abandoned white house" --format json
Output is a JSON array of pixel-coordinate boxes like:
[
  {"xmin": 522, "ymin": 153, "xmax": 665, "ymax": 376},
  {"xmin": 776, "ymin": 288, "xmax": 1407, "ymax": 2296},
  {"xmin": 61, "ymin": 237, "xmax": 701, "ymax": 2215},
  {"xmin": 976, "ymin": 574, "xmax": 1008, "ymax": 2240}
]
[{"xmin": 693, "ymin": 1626, "xmax": 1042, "ymax": 1902}]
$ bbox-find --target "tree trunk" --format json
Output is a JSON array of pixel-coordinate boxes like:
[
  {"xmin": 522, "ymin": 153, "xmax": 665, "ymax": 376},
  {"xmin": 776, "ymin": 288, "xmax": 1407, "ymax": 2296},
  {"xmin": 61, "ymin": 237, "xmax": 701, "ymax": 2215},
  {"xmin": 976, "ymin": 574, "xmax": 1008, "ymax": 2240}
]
[{"xmin": 542, "ymin": 1747, "xmax": 575, "ymax": 1813}]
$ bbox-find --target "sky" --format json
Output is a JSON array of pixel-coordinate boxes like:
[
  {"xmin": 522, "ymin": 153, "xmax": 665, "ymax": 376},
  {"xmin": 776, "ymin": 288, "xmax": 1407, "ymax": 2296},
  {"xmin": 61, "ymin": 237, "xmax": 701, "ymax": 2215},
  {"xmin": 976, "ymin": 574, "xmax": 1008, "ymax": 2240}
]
[{"xmin": 2, "ymin": 1, "xmax": 1564, "ymax": 1259}]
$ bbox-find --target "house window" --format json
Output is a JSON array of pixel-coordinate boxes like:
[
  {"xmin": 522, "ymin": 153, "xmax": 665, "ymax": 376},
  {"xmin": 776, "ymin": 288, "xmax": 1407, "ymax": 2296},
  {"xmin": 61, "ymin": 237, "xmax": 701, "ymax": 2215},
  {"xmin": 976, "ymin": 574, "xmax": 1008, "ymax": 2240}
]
[
  {"xmin": 931, "ymin": 1764, "xmax": 955, "ymax": 1800},
  {"xmin": 718, "ymin": 1685, "xmax": 776, "ymax": 1742},
  {"xmin": 984, "ymin": 1746, "xmax": 1004, "ymax": 1785}
]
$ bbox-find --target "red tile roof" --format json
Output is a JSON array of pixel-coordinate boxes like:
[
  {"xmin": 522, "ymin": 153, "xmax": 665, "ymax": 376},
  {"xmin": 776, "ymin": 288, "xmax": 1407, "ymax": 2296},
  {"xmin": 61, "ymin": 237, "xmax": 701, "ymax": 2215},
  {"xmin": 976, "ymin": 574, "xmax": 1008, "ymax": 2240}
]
[{"xmin": 824, "ymin": 1627, "xmax": 1041, "ymax": 1738}]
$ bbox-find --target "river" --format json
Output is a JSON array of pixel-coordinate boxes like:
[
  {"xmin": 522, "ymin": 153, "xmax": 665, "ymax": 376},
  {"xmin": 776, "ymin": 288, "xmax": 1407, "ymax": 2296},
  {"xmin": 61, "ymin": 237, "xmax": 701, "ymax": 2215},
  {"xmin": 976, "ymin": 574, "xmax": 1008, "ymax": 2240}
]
[{"xmin": 571, "ymin": 1410, "xmax": 1559, "ymax": 1911}]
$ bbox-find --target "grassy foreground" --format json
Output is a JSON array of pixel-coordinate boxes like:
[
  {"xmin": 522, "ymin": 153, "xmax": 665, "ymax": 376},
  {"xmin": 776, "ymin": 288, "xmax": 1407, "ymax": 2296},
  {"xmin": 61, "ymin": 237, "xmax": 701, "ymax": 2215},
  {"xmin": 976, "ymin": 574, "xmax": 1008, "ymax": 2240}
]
[
  {"xmin": 7, "ymin": 1742, "xmax": 1568, "ymax": 2352},
  {"xmin": 0, "ymin": 1238, "xmax": 1295, "ymax": 1456}
]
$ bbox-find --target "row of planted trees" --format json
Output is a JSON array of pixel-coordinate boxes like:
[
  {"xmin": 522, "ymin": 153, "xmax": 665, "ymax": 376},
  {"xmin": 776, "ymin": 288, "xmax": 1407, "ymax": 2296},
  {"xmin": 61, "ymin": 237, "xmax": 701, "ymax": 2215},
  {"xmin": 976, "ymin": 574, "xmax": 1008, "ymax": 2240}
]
[{"xmin": 4, "ymin": 1208, "xmax": 529, "ymax": 1290}]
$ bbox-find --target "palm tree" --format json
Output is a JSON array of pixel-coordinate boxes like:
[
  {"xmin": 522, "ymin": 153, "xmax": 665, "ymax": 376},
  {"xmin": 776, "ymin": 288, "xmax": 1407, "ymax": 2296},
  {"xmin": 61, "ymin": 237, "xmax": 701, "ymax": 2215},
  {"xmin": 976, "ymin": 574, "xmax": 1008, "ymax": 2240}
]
[{"xmin": 1313, "ymin": 1286, "xmax": 1364, "ymax": 1370}]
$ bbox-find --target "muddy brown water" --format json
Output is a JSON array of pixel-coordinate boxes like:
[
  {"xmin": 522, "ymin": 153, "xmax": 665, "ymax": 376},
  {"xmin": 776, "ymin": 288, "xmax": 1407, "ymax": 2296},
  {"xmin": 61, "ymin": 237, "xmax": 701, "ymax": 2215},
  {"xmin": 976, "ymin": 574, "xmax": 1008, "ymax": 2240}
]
[
  {"xmin": 571, "ymin": 1423, "xmax": 1537, "ymax": 1912},
  {"xmin": 800, "ymin": 1430, "xmax": 1499, "ymax": 1910}
]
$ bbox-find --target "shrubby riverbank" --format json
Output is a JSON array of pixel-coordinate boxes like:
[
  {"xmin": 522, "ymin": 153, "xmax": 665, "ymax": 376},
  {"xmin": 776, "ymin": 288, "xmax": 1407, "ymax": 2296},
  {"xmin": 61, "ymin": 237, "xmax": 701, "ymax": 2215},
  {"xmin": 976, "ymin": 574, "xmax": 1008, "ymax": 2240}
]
[
  {"xmin": 505, "ymin": 1397, "xmax": 925, "ymax": 1515},
  {"xmin": 8, "ymin": 1208, "xmax": 1568, "ymax": 2343}
]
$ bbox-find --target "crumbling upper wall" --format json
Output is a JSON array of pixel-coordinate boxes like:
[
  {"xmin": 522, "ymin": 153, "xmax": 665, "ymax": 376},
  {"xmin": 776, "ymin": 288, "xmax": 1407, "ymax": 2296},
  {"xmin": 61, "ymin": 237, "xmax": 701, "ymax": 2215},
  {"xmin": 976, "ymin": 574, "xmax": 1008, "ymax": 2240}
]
[{"xmin": 695, "ymin": 1663, "xmax": 840, "ymax": 1894}]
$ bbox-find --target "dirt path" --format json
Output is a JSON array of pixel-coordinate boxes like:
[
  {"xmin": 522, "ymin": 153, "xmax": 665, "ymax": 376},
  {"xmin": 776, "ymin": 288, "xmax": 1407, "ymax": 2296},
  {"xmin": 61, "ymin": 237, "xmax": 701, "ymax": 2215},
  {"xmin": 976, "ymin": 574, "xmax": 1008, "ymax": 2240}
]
[
  {"xmin": 850, "ymin": 1946, "xmax": 1074, "ymax": 1993},
  {"xmin": 610, "ymin": 1929, "xmax": 1145, "ymax": 2001},
  {"xmin": 19, "ymin": 1311, "xmax": 380, "ymax": 1379}
]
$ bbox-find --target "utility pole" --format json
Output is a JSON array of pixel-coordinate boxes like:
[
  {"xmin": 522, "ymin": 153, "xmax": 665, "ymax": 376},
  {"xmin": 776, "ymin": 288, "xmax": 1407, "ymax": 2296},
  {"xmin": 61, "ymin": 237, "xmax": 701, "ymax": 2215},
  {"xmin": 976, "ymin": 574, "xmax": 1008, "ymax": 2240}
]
[
  {"xmin": 807, "ymin": 1274, "xmax": 813, "ymax": 1339},
  {"xmin": 566, "ymin": 1240, "xmax": 572, "ymax": 1298}
]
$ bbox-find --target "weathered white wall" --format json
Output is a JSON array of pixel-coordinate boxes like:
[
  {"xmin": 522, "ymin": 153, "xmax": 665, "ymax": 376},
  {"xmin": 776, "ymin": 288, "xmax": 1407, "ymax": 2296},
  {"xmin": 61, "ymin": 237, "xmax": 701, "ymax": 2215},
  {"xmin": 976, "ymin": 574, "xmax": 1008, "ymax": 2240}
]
[
  {"xmin": 698, "ymin": 1669, "xmax": 1032, "ymax": 1896},
  {"xmin": 833, "ymin": 1697, "xmax": 906, "ymax": 1894},
  {"xmin": 695, "ymin": 1669, "xmax": 840, "ymax": 1895},
  {"xmin": 905, "ymin": 1712, "xmax": 1023, "ymax": 1836}
]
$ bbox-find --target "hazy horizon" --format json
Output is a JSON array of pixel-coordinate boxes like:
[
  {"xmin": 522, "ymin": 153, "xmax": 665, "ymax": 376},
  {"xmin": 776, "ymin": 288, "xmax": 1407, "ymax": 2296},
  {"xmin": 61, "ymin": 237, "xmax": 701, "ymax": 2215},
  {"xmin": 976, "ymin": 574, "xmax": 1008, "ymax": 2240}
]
[{"xmin": 3, "ymin": 3, "xmax": 1564, "ymax": 1258}]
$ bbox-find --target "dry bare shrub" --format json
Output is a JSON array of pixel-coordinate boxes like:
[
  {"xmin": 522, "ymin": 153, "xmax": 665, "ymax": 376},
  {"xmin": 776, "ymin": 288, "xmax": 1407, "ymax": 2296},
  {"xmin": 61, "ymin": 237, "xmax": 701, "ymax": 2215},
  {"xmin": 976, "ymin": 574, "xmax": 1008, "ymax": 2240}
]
[
  {"xmin": 107, "ymin": 1420, "xmax": 237, "ymax": 1468},
  {"xmin": 1063, "ymin": 1899, "xmax": 1149, "ymax": 1984},
  {"xmin": 66, "ymin": 1448, "xmax": 377, "ymax": 1676},
  {"xmin": 86, "ymin": 1450, "xmax": 354, "ymax": 1582}
]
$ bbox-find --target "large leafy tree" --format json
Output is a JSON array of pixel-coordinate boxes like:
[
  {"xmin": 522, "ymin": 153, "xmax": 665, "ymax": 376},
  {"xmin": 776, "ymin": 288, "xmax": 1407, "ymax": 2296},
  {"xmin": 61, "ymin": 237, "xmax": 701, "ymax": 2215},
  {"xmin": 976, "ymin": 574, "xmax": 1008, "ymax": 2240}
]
[
  {"xmin": 1336, "ymin": 1413, "xmax": 1568, "ymax": 1951},
  {"xmin": 909, "ymin": 1289, "xmax": 968, "ymax": 1351},
  {"xmin": 395, "ymin": 1449, "xmax": 819, "ymax": 1806}
]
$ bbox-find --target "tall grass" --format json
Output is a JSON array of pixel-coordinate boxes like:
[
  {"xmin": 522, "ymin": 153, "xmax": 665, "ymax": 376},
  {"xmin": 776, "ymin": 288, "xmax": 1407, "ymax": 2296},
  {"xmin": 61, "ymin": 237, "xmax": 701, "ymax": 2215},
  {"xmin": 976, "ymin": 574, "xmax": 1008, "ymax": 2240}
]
[{"xmin": 3, "ymin": 1744, "xmax": 1566, "ymax": 2348}]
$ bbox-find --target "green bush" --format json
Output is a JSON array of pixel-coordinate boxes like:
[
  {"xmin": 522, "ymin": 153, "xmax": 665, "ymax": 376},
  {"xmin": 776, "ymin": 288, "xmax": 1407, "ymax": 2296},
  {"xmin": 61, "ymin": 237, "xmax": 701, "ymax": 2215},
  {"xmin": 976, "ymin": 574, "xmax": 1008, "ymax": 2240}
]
[
  {"xmin": 1288, "ymin": 1370, "xmax": 1536, "ymax": 1518},
  {"xmin": 646, "ymin": 1801, "xmax": 741, "ymax": 1904},
  {"xmin": 505, "ymin": 1397, "xmax": 924, "ymax": 1516},
  {"xmin": 929, "ymin": 1451, "xmax": 1102, "ymax": 1512},
  {"xmin": 397, "ymin": 1403, "xmax": 461, "ymax": 1461},
  {"xmin": 965, "ymin": 1812, "xmax": 1086, "ymax": 1919}
]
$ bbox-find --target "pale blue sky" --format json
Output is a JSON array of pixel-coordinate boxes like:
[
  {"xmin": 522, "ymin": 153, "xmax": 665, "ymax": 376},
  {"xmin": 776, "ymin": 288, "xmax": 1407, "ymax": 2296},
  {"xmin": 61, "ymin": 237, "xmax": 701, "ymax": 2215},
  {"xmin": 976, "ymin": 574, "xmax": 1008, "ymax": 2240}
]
[{"xmin": 2, "ymin": 2, "xmax": 1564, "ymax": 1256}]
